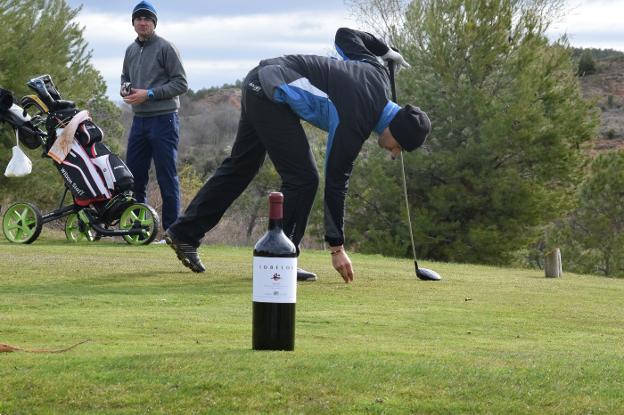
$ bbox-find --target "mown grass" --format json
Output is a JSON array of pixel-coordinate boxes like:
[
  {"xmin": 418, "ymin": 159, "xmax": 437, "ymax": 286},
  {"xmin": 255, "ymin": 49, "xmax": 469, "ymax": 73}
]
[{"xmin": 1, "ymin": 234, "xmax": 623, "ymax": 414}]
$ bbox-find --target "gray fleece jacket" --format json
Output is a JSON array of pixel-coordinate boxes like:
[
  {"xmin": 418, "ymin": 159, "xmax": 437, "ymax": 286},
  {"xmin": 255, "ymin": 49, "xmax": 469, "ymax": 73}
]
[{"xmin": 121, "ymin": 33, "xmax": 188, "ymax": 117}]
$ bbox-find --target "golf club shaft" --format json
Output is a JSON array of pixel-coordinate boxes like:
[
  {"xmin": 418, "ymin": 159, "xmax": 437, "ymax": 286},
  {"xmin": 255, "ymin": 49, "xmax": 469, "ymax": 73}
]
[
  {"xmin": 399, "ymin": 151, "xmax": 418, "ymax": 267},
  {"xmin": 389, "ymin": 61, "xmax": 419, "ymax": 269}
]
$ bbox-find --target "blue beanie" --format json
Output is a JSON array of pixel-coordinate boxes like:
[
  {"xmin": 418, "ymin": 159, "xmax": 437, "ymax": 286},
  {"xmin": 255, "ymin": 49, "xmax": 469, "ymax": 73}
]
[{"xmin": 132, "ymin": 1, "xmax": 157, "ymax": 27}]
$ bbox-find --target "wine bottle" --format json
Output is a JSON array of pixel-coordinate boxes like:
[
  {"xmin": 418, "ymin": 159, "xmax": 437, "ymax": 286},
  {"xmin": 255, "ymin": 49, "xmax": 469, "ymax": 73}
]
[{"xmin": 252, "ymin": 192, "xmax": 297, "ymax": 351}]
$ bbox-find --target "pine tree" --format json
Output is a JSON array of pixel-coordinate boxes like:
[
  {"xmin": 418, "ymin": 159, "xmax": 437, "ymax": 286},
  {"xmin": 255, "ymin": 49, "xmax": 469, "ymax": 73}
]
[
  {"xmin": 577, "ymin": 50, "xmax": 597, "ymax": 76},
  {"xmin": 564, "ymin": 152, "xmax": 624, "ymax": 277},
  {"xmin": 346, "ymin": 0, "xmax": 597, "ymax": 264}
]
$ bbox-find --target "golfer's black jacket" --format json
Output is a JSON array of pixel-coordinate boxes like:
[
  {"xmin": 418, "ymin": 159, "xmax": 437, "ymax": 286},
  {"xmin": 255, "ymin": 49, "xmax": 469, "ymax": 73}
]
[{"xmin": 257, "ymin": 28, "xmax": 400, "ymax": 247}]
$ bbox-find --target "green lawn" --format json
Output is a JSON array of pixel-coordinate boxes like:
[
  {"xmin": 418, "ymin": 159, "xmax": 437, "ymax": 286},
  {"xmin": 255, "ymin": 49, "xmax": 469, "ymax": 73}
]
[{"xmin": 1, "ymin": 236, "xmax": 623, "ymax": 414}]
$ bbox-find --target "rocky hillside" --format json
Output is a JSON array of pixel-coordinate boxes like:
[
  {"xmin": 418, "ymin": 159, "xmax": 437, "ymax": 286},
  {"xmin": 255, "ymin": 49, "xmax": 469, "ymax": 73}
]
[
  {"xmin": 577, "ymin": 50, "xmax": 624, "ymax": 152},
  {"xmin": 181, "ymin": 87, "xmax": 241, "ymax": 114}
]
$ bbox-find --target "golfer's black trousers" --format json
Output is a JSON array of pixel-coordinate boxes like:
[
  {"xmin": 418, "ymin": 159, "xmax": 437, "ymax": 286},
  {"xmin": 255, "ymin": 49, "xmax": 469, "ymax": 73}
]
[{"xmin": 169, "ymin": 72, "xmax": 319, "ymax": 250}]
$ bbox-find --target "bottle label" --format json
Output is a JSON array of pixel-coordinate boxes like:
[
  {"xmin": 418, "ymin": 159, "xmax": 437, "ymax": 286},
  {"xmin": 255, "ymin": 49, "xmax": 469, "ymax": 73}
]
[{"xmin": 252, "ymin": 257, "xmax": 297, "ymax": 303}]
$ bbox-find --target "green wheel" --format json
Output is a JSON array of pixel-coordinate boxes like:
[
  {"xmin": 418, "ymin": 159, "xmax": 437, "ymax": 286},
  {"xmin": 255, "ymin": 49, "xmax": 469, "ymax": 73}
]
[
  {"xmin": 119, "ymin": 203, "xmax": 159, "ymax": 245},
  {"xmin": 2, "ymin": 202, "xmax": 43, "ymax": 244},
  {"xmin": 65, "ymin": 213, "xmax": 98, "ymax": 242}
]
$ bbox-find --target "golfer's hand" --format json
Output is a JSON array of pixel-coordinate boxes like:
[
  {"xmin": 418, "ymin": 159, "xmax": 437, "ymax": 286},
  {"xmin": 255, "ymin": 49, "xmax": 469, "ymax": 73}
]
[
  {"xmin": 330, "ymin": 246, "xmax": 354, "ymax": 283},
  {"xmin": 123, "ymin": 89, "xmax": 148, "ymax": 105},
  {"xmin": 382, "ymin": 48, "xmax": 411, "ymax": 72}
]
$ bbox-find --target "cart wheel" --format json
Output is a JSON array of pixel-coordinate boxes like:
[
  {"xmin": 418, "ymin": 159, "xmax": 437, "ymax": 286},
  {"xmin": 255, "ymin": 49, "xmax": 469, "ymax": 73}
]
[
  {"xmin": 119, "ymin": 203, "xmax": 159, "ymax": 245},
  {"xmin": 2, "ymin": 202, "xmax": 43, "ymax": 244},
  {"xmin": 65, "ymin": 213, "xmax": 99, "ymax": 242}
]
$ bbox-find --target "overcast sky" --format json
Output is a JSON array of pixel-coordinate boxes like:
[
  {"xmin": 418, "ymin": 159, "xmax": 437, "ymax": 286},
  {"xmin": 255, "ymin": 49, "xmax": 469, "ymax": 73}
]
[{"xmin": 65, "ymin": 0, "xmax": 624, "ymax": 99}]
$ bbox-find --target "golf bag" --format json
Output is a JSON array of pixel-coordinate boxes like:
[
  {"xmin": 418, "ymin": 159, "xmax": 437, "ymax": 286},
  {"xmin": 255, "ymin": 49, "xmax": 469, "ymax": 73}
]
[
  {"xmin": 44, "ymin": 106, "xmax": 134, "ymax": 206},
  {"xmin": 1, "ymin": 75, "xmax": 160, "ymax": 246},
  {"xmin": 15, "ymin": 75, "xmax": 134, "ymax": 207}
]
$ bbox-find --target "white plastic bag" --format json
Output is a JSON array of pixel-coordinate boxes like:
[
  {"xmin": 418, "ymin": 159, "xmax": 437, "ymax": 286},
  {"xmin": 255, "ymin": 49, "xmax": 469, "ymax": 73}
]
[{"xmin": 4, "ymin": 130, "xmax": 32, "ymax": 177}]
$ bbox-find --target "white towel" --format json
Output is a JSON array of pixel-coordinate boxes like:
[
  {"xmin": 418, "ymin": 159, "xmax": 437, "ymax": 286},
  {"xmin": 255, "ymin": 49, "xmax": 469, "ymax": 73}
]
[{"xmin": 48, "ymin": 110, "xmax": 91, "ymax": 164}]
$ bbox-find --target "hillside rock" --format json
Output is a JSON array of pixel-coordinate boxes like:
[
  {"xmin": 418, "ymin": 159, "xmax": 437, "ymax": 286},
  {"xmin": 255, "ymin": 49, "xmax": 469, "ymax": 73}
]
[
  {"xmin": 195, "ymin": 88, "xmax": 241, "ymax": 110},
  {"xmin": 579, "ymin": 53, "xmax": 624, "ymax": 151},
  {"xmin": 181, "ymin": 88, "xmax": 241, "ymax": 116}
]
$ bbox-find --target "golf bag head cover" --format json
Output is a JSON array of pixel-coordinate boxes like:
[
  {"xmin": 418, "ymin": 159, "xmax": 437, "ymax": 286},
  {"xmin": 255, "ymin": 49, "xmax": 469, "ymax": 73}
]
[
  {"xmin": 26, "ymin": 76, "xmax": 77, "ymax": 113},
  {"xmin": 0, "ymin": 92, "xmax": 43, "ymax": 150},
  {"xmin": 0, "ymin": 88, "xmax": 14, "ymax": 111}
]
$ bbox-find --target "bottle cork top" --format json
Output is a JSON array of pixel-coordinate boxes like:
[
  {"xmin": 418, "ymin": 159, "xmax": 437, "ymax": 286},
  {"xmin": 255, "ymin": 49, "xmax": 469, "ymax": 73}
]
[
  {"xmin": 269, "ymin": 192, "xmax": 283, "ymax": 203},
  {"xmin": 269, "ymin": 192, "xmax": 283, "ymax": 219}
]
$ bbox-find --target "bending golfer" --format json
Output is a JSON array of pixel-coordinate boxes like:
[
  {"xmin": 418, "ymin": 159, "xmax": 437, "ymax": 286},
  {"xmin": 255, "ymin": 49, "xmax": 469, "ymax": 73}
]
[{"xmin": 165, "ymin": 27, "xmax": 431, "ymax": 283}]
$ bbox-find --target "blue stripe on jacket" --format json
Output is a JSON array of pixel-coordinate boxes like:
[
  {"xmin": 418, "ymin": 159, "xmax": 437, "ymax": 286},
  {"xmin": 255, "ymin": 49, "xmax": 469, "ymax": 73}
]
[
  {"xmin": 272, "ymin": 78, "xmax": 340, "ymax": 170},
  {"xmin": 335, "ymin": 44, "xmax": 348, "ymax": 61},
  {"xmin": 374, "ymin": 101, "xmax": 401, "ymax": 135}
]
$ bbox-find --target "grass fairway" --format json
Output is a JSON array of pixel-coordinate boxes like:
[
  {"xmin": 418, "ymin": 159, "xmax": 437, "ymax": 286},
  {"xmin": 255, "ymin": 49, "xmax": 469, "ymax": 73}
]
[{"xmin": 1, "ymin": 237, "xmax": 623, "ymax": 414}]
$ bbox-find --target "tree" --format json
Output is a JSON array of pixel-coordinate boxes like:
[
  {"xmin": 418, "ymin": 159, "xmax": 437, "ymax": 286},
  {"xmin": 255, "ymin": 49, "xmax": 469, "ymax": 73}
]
[
  {"xmin": 577, "ymin": 49, "xmax": 597, "ymax": 76},
  {"xmin": 0, "ymin": 0, "xmax": 120, "ymax": 209},
  {"xmin": 346, "ymin": 0, "xmax": 410, "ymax": 41},
  {"xmin": 346, "ymin": 0, "xmax": 597, "ymax": 264},
  {"xmin": 558, "ymin": 152, "xmax": 624, "ymax": 277},
  {"xmin": 346, "ymin": 142, "xmax": 409, "ymax": 257}
]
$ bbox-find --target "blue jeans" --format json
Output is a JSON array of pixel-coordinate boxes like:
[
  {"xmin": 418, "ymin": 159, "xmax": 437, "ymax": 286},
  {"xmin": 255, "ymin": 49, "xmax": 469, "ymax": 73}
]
[{"xmin": 126, "ymin": 112, "xmax": 180, "ymax": 230}]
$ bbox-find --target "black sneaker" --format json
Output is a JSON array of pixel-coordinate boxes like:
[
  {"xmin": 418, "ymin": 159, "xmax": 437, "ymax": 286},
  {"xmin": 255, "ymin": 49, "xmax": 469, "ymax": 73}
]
[
  {"xmin": 297, "ymin": 268, "xmax": 317, "ymax": 282},
  {"xmin": 164, "ymin": 231, "xmax": 206, "ymax": 273}
]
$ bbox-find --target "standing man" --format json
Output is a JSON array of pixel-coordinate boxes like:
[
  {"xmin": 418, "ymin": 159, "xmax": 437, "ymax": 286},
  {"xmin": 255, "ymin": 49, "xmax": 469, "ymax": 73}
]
[
  {"xmin": 121, "ymin": 1, "xmax": 188, "ymax": 232},
  {"xmin": 165, "ymin": 28, "xmax": 431, "ymax": 282}
]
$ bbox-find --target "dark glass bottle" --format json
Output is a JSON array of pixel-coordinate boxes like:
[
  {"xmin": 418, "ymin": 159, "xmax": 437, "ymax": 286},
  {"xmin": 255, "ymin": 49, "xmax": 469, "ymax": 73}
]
[{"xmin": 252, "ymin": 192, "xmax": 297, "ymax": 351}]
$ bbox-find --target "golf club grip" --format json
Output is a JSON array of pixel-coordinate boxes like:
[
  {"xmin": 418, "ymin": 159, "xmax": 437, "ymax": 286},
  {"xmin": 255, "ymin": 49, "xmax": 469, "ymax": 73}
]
[{"xmin": 389, "ymin": 61, "xmax": 397, "ymax": 103}]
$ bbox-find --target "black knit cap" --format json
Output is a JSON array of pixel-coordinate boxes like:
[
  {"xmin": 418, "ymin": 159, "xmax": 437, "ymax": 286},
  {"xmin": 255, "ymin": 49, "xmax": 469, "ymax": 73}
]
[
  {"xmin": 389, "ymin": 105, "xmax": 431, "ymax": 151},
  {"xmin": 132, "ymin": 1, "xmax": 158, "ymax": 27}
]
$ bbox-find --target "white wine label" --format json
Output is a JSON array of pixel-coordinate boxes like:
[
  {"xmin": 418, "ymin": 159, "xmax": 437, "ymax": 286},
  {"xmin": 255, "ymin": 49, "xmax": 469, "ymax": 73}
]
[{"xmin": 252, "ymin": 257, "xmax": 297, "ymax": 303}]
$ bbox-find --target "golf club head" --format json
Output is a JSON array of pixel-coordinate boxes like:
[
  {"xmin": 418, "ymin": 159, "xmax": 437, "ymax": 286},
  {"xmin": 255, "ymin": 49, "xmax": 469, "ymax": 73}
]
[{"xmin": 415, "ymin": 263, "xmax": 441, "ymax": 281}]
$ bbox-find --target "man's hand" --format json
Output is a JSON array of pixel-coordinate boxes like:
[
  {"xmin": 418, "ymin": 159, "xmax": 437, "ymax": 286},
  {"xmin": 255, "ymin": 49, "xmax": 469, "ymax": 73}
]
[
  {"xmin": 123, "ymin": 88, "xmax": 149, "ymax": 105},
  {"xmin": 330, "ymin": 246, "xmax": 354, "ymax": 283},
  {"xmin": 382, "ymin": 49, "xmax": 411, "ymax": 72}
]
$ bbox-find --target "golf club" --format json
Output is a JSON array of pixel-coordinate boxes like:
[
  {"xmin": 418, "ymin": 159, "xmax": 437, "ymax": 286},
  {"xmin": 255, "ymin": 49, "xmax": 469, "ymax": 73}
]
[{"xmin": 388, "ymin": 60, "xmax": 441, "ymax": 281}]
